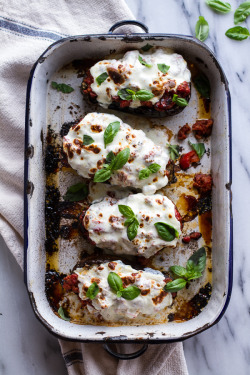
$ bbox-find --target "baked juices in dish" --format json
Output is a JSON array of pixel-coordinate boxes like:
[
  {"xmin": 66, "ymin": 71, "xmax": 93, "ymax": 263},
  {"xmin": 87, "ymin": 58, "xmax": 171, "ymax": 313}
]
[
  {"xmin": 63, "ymin": 113, "xmax": 169, "ymax": 195},
  {"xmin": 82, "ymin": 48, "xmax": 191, "ymax": 117}
]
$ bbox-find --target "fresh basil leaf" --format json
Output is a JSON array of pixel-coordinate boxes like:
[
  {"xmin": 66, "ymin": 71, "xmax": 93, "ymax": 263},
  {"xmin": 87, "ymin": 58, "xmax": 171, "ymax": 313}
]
[
  {"xmin": 148, "ymin": 163, "xmax": 161, "ymax": 173},
  {"xmin": 187, "ymin": 271, "xmax": 203, "ymax": 281},
  {"xmin": 172, "ymin": 94, "xmax": 188, "ymax": 107},
  {"xmin": 124, "ymin": 217, "xmax": 135, "ymax": 226},
  {"xmin": 58, "ymin": 306, "xmax": 70, "ymax": 321},
  {"xmin": 117, "ymin": 290, "xmax": 123, "ymax": 298},
  {"xmin": 157, "ymin": 64, "xmax": 170, "ymax": 74},
  {"xmin": 135, "ymin": 89, "xmax": 154, "ymax": 101},
  {"xmin": 83, "ymin": 135, "xmax": 94, "ymax": 145},
  {"xmin": 93, "ymin": 167, "xmax": 112, "ymax": 183},
  {"xmin": 206, "ymin": 0, "xmax": 231, "ymax": 13},
  {"xmin": 106, "ymin": 151, "xmax": 115, "ymax": 164},
  {"xmin": 139, "ymin": 168, "xmax": 151, "ymax": 180},
  {"xmin": 63, "ymin": 183, "xmax": 88, "ymax": 202},
  {"xmin": 104, "ymin": 121, "xmax": 120, "ymax": 148},
  {"xmin": 193, "ymin": 74, "xmax": 211, "ymax": 99},
  {"xmin": 118, "ymin": 204, "xmax": 135, "ymax": 219},
  {"xmin": 164, "ymin": 279, "xmax": 187, "ymax": 293},
  {"xmin": 234, "ymin": 2, "xmax": 250, "ymax": 24},
  {"xmin": 138, "ymin": 55, "xmax": 152, "ymax": 68},
  {"xmin": 96, "ymin": 72, "xmax": 108, "ymax": 85},
  {"xmin": 121, "ymin": 286, "xmax": 141, "ymax": 300},
  {"xmin": 187, "ymin": 247, "xmax": 207, "ymax": 273},
  {"xmin": 195, "ymin": 16, "xmax": 209, "ymax": 42},
  {"xmin": 111, "ymin": 148, "xmax": 130, "ymax": 171},
  {"xmin": 189, "ymin": 140, "xmax": 206, "ymax": 159},
  {"xmin": 51, "ymin": 82, "xmax": 74, "ymax": 93},
  {"xmin": 118, "ymin": 88, "xmax": 133, "ymax": 100},
  {"xmin": 127, "ymin": 219, "xmax": 139, "ymax": 241},
  {"xmin": 86, "ymin": 282, "xmax": 100, "ymax": 300},
  {"xmin": 170, "ymin": 265, "xmax": 189, "ymax": 278},
  {"xmin": 141, "ymin": 43, "xmax": 153, "ymax": 51},
  {"xmin": 108, "ymin": 272, "xmax": 124, "ymax": 293},
  {"xmin": 167, "ymin": 144, "xmax": 180, "ymax": 161},
  {"xmin": 225, "ymin": 26, "xmax": 250, "ymax": 40},
  {"xmin": 155, "ymin": 222, "xmax": 179, "ymax": 242}
]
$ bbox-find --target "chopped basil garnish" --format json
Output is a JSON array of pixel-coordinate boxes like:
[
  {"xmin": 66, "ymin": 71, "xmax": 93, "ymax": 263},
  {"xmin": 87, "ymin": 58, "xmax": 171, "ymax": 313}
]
[
  {"xmin": 193, "ymin": 74, "xmax": 211, "ymax": 99},
  {"xmin": 86, "ymin": 282, "xmax": 100, "ymax": 300},
  {"xmin": 96, "ymin": 72, "xmax": 109, "ymax": 85},
  {"xmin": 138, "ymin": 55, "xmax": 152, "ymax": 68},
  {"xmin": 154, "ymin": 222, "xmax": 179, "ymax": 242},
  {"xmin": 164, "ymin": 247, "xmax": 207, "ymax": 292},
  {"xmin": 172, "ymin": 94, "xmax": 188, "ymax": 107},
  {"xmin": 104, "ymin": 121, "xmax": 120, "ymax": 148},
  {"xmin": 206, "ymin": 0, "xmax": 231, "ymax": 13},
  {"xmin": 94, "ymin": 148, "xmax": 130, "ymax": 183},
  {"xmin": 108, "ymin": 272, "xmax": 141, "ymax": 300},
  {"xmin": 225, "ymin": 26, "xmax": 250, "ymax": 40},
  {"xmin": 141, "ymin": 43, "xmax": 153, "ymax": 52},
  {"xmin": 167, "ymin": 144, "xmax": 180, "ymax": 161},
  {"xmin": 117, "ymin": 88, "xmax": 154, "ymax": 102},
  {"xmin": 63, "ymin": 183, "xmax": 88, "ymax": 202},
  {"xmin": 83, "ymin": 135, "xmax": 94, "ymax": 145},
  {"xmin": 188, "ymin": 140, "xmax": 206, "ymax": 159},
  {"xmin": 118, "ymin": 204, "xmax": 139, "ymax": 241},
  {"xmin": 195, "ymin": 16, "xmax": 209, "ymax": 42},
  {"xmin": 51, "ymin": 82, "xmax": 74, "ymax": 93},
  {"xmin": 58, "ymin": 306, "xmax": 70, "ymax": 321},
  {"xmin": 234, "ymin": 2, "xmax": 250, "ymax": 24},
  {"xmin": 139, "ymin": 163, "xmax": 161, "ymax": 180},
  {"xmin": 157, "ymin": 64, "xmax": 170, "ymax": 74}
]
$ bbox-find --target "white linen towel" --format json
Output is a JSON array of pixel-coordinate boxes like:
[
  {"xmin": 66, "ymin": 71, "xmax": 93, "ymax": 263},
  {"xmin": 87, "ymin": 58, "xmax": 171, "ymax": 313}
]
[{"xmin": 0, "ymin": 1, "xmax": 189, "ymax": 373}]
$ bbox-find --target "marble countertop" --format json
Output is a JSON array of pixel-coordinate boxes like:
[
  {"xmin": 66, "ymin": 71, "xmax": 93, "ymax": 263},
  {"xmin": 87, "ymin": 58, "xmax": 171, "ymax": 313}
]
[{"xmin": 1, "ymin": 0, "xmax": 250, "ymax": 374}]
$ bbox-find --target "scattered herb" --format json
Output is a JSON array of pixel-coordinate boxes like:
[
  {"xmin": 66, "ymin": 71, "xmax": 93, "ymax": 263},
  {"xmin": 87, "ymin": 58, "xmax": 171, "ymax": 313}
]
[
  {"xmin": 234, "ymin": 2, "xmax": 250, "ymax": 24},
  {"xmin": 94, "ymin": 148, "xmax": 130, "ymax": 183},
  {"xmin": 96, "ymin": 72, "xmax": 109, "ymax": 85},
  {"xmin": 193, "ymin": 74, "xmax": 211, "ymax": 99},
  {"xmin": 119, "ymin": 204, "xmax": 139, "ymax": 241},
  {"xmin": 154, "ymin": 222, "xmax": 179, "ymax": 242},
  {"xmin": 51, "ymin": 82, "xmax": 74, "ymax": 93},
  {"xmin": 138, "ymin": 55, "xmax": 152, "ymax": 68},
  {"xmin": 83, "ymin": 135, "xmax": 94, "ymax": 145},
  {"xmin": 206, "ymin": 0, "xmax": 231, "ymax": 13},
  {"xmin": 104, "ymin": 121, "xmax": 120, "ymax": 148},
  {"xmin": 118, "ymin": 88, "xmax": 154, "ymax": 102},
  {"xmin": 58, "ymin": 306, "xmax": 70, "ymax": 321},
  {"xmin": 86, "ymin": 282, "xmax": 100, "ymax": 300},
  {"xmin": 189, "ymin": 140, "xmax": 206, "ymax": 159},
  {"xmin": 63, "ymin": 183, "xmax": 88, "ymax": 202},
  {"xmin": 108, "ymin": 272, "xmax": 141, "ymax": 300},
  {"xmin": 195, "ymin": 16, "xmax": 209, "ymax": 42},
  {"xmin": 139, "ymin": 163, "xmax": 161, "ymax": 180},
  {"xmin": 172, "ymin": 94, "xmax": 188, "ymax": 107},
  {"xmin": 157, "ymin": 63, "xmax": 170, "ymax": 74},
  {"xmin": 141, "ymin": 43, "xmax": 153, "ymax": 51},
  {"xmin": 164, "ymin": 247, "xmax": 207, "ymax": 292},
  {"xmin": 225, "ymin": 26, "xmax": 250, "ymax": 40},
  {"xmin": 167, "ymin": 144, "xmax": 180, "ymax": 161}
]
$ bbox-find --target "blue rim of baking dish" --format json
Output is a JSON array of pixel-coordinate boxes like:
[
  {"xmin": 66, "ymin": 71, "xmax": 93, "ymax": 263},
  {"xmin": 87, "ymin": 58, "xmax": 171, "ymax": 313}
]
[{"xmin": 24, "ymin": 20, "xmax": 233, "ymax": 359}]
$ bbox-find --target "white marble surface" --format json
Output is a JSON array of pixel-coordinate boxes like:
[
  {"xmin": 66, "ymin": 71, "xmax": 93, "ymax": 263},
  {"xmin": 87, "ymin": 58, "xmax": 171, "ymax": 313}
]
[{"xmin": 1, "ymin": 0, "xmax": 250, "ymax": 374}]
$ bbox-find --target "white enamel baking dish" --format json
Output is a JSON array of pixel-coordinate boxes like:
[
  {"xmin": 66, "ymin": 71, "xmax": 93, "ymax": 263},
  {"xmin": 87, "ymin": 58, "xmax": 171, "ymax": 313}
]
[{"xmin": 24, "ymin": 21, "xmax": 233, "ymax": 359}]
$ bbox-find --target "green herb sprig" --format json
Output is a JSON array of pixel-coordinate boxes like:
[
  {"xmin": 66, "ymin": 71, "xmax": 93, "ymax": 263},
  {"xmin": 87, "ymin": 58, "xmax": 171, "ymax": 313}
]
[
  {"xmin": 139, "ymin": 163, "xmax": 161, "ymax": 180},
  {"xmin": 118, "ymin": 204, "xmax": 139, "ymax": 241},
  {"xmin": 141, "ymin": 44, "xmax": 153, "ymax": 52},
  {"xmin": 167, "ymin": 144, "xmax": 180, "ymax": 161},
  {"xmin": 63, "ymin": 183, "xmax": 88, "ymax": 202},
  {"xmin": 83, "ymin": 135, "xmax": 94, "ymax": 145},
  {"xmin": 104, "ymin": 121, "xmax": 120, "ymax": 148},
  {"xmin": 195, "ymin": 16, "xmax": 209, "ymax": 42},
  {"xmin": 155, "ymin": 222, "xmax": 179, "ymax": 242},
  {"xmin": 58, "ymin": 306, "xmax": 71, "ymax": 321},
  {"xmin": 193, "ymin": 74, "xmax": 211, "ymax": 99},
  {"xmin": 86, "ymin": 282, "xmax": 100, "ymax": 300},
  {"xmin": 108, "ymin": 272, "xmax": 141, "ymax": 300},
  {"xmin": 206, "ymin": 0, "xmax": 231, "ymax": 13},
  {"xmin": 158, "ymin": 64, "xmax": 170, "ymax": 74},
  {"xmin": 234, "ymin": 2, "xmax": 250, "ymax": 24},
  {"xmin": 172, "ymin": 94, "xmax": 188, "ymax": 107},
  {"xmin": 188, "ymin": 140, "xmax": 206, "ymax": 159},
  {"xmin": 51, "ymin": 82, "xmax": 74, "ymax": 93},
  {"xmin": 94, "ymin": 148, "xmax": 130, "ymax": 183},
  {"xmin": 96, "ymin": 72, "xmax": 109, "ymax": 85},
  {"xmin": 225, "ymin": 26, "xmax": 250, "ymax": 40},
  {"xmin": 118, "ymin": 88, "xmax": 154, "ymax": 102},
  {"xmin": 164, "ymin": 247, "xmax": 207, "ymax": 292},
  {"xmin": 138, "ymin": 55, "xmax": 152, "ymax": 68}
]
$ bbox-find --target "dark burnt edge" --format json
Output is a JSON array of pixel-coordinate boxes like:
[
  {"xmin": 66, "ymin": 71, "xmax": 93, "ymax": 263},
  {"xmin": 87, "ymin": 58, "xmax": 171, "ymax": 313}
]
[{"xmin": 24, "ymin": 27, "xmax": 232, "ymax": 345}]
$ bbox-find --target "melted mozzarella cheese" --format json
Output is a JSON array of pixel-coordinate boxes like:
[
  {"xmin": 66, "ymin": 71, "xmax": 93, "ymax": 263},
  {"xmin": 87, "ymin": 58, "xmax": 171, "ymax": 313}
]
[
  {"xmin": 75, "ymin": 261, "xmax": 172, "ymax": 322},
  {"xmin": 83, "ymin": 193, "xmax": 181, "ymax": 258},
  {"xmin": 90, "ymin": 48, "xmax": 191, "ymax": 108},
  {"xmin": 63, "ymin": 113, "xmax": 169, "ymax": 195}
]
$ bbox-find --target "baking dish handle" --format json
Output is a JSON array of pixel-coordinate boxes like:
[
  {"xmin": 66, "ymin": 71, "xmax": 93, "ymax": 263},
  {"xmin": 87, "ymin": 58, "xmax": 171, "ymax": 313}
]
[
  {"xmin": 108, "ymin": 20, "xmax": 148, "ymax": 34},
  {"xmin": 103, "ymin": 342, "xmax": 148, "ymax": 360}
]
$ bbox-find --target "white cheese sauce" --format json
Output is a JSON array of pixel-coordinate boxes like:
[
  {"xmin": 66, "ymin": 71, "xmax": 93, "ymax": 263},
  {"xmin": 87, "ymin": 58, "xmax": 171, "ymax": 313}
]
[
  {"xmin": 63, "ymin": 113, "xmax": 169, "ymax": 195},
  {"xmin": 83, "ymin": 193, "xmax": 181, "ymax": 258},
  {"xmin": 75, "ymin": 261, "xmax": 172, "ymax": 322},
  {"xmin": 90, "ymin": 48, "xmax": 191, "ymax": 108}
]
